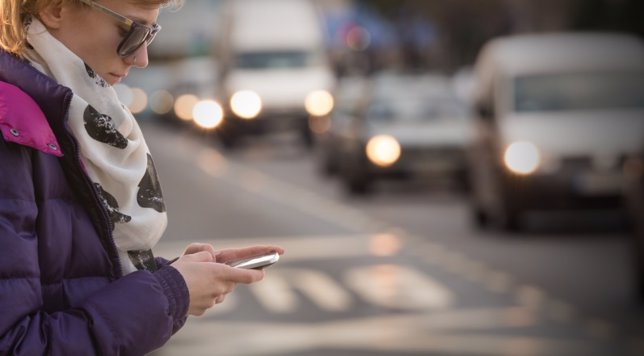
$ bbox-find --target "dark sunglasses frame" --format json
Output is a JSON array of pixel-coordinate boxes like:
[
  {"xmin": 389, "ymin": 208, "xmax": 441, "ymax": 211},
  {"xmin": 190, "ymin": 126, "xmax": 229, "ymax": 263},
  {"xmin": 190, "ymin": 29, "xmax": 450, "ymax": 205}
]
[{"xmin": 78, "ymin": 0, "xmax": 161, "ymax": 57}]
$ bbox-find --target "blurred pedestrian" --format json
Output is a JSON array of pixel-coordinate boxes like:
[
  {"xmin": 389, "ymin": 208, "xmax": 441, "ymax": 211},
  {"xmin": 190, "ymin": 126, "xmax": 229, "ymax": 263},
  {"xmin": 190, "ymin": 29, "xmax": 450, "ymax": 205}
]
[{"xmin": 0, "ymin": 0, "xmax": 283, "ymax": 354}]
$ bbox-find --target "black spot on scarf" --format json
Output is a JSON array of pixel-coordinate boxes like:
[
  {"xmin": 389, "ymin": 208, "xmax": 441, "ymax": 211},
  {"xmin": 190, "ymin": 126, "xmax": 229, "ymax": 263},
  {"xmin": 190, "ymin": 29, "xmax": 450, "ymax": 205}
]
[
  {"xmin": 137, "ymin": 154, "xmax": 166, "ymax": 212},
  {"xmin": 84, "ymin": 63, "xmax": 109, "ymax": 87},
  {"xmin": 95, "ymin": 183, "xmax": 132, "ymax": 224},
  {"xmin": 83, "ymin": 105, "xmax": 128, "ymax": 148}
]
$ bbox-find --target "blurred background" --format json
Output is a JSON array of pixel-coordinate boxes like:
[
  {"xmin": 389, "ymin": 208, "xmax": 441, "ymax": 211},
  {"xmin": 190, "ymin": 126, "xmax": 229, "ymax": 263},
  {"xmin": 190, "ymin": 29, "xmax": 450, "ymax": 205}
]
[{"xmin": 115, "ymin": 0, "xmax": 644, "ymax": 355}]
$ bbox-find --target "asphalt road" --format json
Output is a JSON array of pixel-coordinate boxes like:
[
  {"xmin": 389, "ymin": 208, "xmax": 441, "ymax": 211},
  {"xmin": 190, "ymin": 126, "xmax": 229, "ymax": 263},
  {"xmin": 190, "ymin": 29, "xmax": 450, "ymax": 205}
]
[{"xmin": 142, "ymin": 120, "xmax": 644, "ymax": 356}]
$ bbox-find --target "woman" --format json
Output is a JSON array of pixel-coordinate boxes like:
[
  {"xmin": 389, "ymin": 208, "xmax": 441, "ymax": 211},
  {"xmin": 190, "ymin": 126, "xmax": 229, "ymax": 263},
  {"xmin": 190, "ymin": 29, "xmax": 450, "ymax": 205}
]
[{"xmin": 0, "ymin": 0, "xmax": 283, "ymax": 355}]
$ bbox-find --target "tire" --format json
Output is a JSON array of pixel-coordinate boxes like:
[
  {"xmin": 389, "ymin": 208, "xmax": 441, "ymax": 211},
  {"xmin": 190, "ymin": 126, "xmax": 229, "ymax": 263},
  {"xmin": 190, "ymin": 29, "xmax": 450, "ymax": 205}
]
[
  {"xmin": 633, "ymin": 229, "xmax": 644, "ymax": 301},
  {"xmin": 637, "ymin": 262, "xmax": 644, "ymax": 302},
  {"xmin": 498, "ymin": 206, "xmax": 520, "ymax": 232},
  {"xmin": 301, "ymin": 126, "xmax": 314, "ymax": 148},
  {"xmin": 471, "ymin": 204, "xmax": 490, "ymax": 229},
  {"xmin": 322, "ymin": 157, "xmax": 338, "ymax": 177},
  {"xmin": 495, "ymin": 171, "xmax": 523, "ymax": 232},
  {"xmin": 347, "ymin": 177, "xmax": 370, "ymax": 195},
  {"xmin": 317, "ymin": 146, "xmax": 339, "ymax": 177},
  {"xmin": 218, "ymin": 133, "xmax": 237, "ymax": 149},
  {"xmin": 457, "ymin": 168, "xmax": 472, "ymax": 193},
  {"xmin": 342, "ymin": 166, "xmax": 371, "ymax": 195},
  {"xmin": 217, "ymin": 124, "xmax": 239, "ymax": 149}
]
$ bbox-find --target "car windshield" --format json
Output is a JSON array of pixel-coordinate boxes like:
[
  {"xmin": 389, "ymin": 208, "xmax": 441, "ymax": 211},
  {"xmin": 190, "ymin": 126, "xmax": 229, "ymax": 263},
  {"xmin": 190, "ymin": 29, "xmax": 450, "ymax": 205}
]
[
  {"xmin": 514, "ymin": 71, "xmax": 644, "ymax": 112},
  {"xmin": 367, "ymin": 95, "xmax": 467, "ymax": 122},
  {"xmin": 234, "ymin": 50, "xmax": 318, "ymax": 69}
]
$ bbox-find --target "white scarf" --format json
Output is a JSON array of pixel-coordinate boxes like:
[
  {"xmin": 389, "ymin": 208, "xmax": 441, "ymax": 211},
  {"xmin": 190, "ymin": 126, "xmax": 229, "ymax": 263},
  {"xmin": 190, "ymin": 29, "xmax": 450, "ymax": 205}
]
[{"xmin": 25, "ymin": 19, "xmax": 167, "ymax": 274}]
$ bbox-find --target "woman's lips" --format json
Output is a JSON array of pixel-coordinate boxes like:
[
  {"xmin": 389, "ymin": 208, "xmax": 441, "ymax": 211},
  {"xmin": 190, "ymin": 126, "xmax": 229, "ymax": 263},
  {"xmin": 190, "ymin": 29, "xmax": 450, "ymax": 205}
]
[{"xmin": 109, "ymin": 72, "xmax": 127, "ymax": 83}]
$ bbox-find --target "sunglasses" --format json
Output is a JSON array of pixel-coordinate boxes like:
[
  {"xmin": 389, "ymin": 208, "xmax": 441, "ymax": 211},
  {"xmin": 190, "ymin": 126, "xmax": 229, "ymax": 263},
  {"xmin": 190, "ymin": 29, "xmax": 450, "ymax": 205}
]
[{"xmin": 78, "ymin": 0, "xmax": 161, "ymax": 57}]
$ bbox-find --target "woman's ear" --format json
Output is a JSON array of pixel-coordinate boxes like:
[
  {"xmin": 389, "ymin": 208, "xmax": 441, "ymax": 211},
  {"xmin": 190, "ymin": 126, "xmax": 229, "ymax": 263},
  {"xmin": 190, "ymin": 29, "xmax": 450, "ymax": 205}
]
[{"xmin": 37, "ymin": 2, "xmax": 64, "ymax": 30}]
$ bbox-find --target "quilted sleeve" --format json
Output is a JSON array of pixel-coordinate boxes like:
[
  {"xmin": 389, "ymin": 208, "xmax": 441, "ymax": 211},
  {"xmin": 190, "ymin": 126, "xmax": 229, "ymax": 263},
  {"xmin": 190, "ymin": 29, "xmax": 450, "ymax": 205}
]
[{"xmin": 0, "ymin": 135, "xmax": 189, "ymax": 355}]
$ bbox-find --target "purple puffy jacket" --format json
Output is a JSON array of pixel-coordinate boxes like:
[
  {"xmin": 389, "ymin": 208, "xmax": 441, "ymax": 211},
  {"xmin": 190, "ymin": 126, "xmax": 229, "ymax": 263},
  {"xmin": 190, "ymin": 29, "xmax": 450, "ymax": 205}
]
[{"xmin": 0, "ymin": 50, "xmax": 189, "ymax": 355}]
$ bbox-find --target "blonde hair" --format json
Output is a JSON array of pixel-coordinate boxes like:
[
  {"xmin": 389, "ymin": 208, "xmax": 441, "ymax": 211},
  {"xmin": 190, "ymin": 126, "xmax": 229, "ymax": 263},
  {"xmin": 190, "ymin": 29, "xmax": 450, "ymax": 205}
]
[{"xmin": 0, "ymin": 0, "xmax": 182, "ymax": 58}]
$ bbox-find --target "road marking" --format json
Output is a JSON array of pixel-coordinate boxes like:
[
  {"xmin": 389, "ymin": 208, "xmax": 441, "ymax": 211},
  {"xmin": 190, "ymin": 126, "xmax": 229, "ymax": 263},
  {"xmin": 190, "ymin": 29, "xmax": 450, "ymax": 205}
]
[
  {"xmin": 155, "ymin": 308, "xmax": 608, "ymax": 356},
  {"xmin": 344, "ymin": 264, "xmax": 453, "ymax": 310},
  {"xmin": 484, "ymin": 270, "xmax": 514, "ymax": 294},
  {"xmin": 516, "ymin": 285, "xmax": 546, "ymax": 310},
  {"xmin": 152, "ymin": 131, "xmax": 631, "ymax": 346},
  {"xmin": 249, "ymin": 268, "xmax": 353, "ymax": 313},
  {"xmin": 546, "ymin": 299, "xmax": 576, "ymax": 324},
  {"xmin": 247, "ymin": 272, "xmax": 298, "ymax": 313},
  {"xmin": 287, "ymin": 269, "xmax": 353, "ymax": 312},
  {"xmin": 155, "ymin": 232, "xmax": 627, "ymax": 344}
]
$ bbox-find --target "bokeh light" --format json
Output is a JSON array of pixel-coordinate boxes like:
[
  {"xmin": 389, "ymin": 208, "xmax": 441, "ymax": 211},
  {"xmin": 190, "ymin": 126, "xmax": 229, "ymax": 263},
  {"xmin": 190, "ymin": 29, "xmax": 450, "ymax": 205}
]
[
  {"xmin": 174, "ymin": 94, "xmax": 199, "ymax": 121},
  {"xmin": 193, "ymin": 100, "xmax": 224, "ymax": 129}
]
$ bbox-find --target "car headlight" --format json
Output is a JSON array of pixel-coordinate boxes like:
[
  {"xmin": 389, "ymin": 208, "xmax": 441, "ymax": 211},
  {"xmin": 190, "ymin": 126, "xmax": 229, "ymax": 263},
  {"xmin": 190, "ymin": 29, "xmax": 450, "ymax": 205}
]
[
  {"xmin": 174, "ymin": 94, "xmax": 199, "ymax": 121},
  {"xmin": 230, "ymin": 90, "xmax": 262, "ymax": 119},
  {"xmin": 149, "ymin": 90, "xmax": 174, "ymax": 115},
  {"xmin": 193, "ymin": 99, "xmax": 224, "ymax": 129},
  {"xmin": 366, "ymin": 135, "xmax": 401, "ymax": 167},
  {"xmin": 503, "ymin": 141, "xmax": 540, "ymax": 175},
  {"xmin": 305, "ymin": 90, "xmax": 334, "ymax": 117},
  {"xmin": 115, "ymin": 84, "xmax": 147, "ymax": 114}
]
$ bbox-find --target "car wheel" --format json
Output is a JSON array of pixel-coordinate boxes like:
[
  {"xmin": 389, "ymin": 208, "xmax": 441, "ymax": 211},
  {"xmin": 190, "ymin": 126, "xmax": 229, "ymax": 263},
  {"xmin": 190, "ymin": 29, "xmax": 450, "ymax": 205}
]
[
  {"xmin": 497, "ymin": 205, "xmax": 520, "ymax": 232},
  {"xmin": 323, "ymin": 159, "xmax": 338, "ymax": 176},
  {"xmin": 494, "ymin": 172, "xmax": 523, "ymax": 232},
  {"xmin": 319, "ymin": 150, "xmax": 338, "ymax": 177},
  {"xmin": 457, "ymin": 169, "xmax": 472, "ymax": 193},
  {"xmin": 471, "ymin": 204, "xmax": 490, "ymax": 228},
  {"xmin": 633, "ymin": 229, "xmax": 644, "ymax": 301},
  {"xmin": 342, "ymin": 166, "xmax": 371, "ymax": 195},
  {"xmin": 346, "ymin": 177, "xmax": 371, "ymax": 195},
  {"xmin": 301, "ymin": 127, "xmax": 314, "ymax": 148},
  {"xmin": 637, "ymin": 261, "xmax": 644, "ymax": 302},
  {"xmin": 317, "ymin": 158, "xmax": 337, "ymax": 178},
  {"xmin": 218, "ymin": 129, "xmax": 238, "ymax": 149},
  {"xmin": 468, "ymin": 164, "xmax": 491, "ymax": 230}
]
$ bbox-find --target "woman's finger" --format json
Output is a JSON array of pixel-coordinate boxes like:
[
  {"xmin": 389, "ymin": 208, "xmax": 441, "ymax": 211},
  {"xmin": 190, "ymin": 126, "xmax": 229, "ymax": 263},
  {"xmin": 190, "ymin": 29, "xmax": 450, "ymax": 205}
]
[
  {"xmin": 216, "ymin": 245, "xmax": 285, "ymax": 264},
  {"xmin": 183, "ymin": 243, "xmax": 218, "ymax": 260},
  {"xmin": 180, "ymin": 250, "xmax": 214, "ymax": 263}
]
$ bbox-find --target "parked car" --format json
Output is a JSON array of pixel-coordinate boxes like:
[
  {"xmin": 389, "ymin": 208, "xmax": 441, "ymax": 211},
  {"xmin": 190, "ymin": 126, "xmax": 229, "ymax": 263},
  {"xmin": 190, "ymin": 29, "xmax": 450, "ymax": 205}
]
[
  {"xmin": 467, "ymin": 32, "xmax": 644, "ymax": 231},
  {"xmin": 214, "ymin": 0, "xmax": 335, "ymax": 148},
  {"xmin": 624, "ymin": 152, "xmax": 644, "ymax": 301},
  {"xmin": 335, "ymin": 72, "xmax": 474, "ymax": 194},
  {"xmin": 315, "ymin": 75, "xmax": 369, "ymax": 176}
]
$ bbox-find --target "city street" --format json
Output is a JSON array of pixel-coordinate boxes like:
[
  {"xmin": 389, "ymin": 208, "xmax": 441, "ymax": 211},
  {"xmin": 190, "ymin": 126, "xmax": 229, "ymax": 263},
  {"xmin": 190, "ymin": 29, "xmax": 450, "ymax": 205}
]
[{"xmin": 143, "ymin": 121, "xmax": 644, "ymax": 356}]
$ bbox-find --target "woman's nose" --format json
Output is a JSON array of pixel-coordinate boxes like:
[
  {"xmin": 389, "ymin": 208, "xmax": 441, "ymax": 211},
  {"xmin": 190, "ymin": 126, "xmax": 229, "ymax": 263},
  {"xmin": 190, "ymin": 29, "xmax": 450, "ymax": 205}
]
[{"xmin": 123, "ymin": 45, "xmax": 149, "ymax": 68}]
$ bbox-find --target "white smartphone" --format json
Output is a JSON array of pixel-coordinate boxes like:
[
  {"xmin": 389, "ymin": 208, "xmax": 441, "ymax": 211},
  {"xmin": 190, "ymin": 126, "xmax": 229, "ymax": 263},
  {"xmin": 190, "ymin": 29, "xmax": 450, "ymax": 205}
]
[{"xmin": 226, "ymin": 251, "xmax": 280, "ymax": 270}]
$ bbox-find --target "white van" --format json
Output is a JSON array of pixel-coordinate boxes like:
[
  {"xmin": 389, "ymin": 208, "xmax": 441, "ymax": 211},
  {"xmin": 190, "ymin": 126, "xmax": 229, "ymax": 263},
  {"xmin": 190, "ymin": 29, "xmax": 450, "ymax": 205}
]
[
  {"xmin": 214, "ymin": 0, "xmax": 336, "ymax": 147},
  {"xmin": 467, "ymin": 32, "xmax": 644, "ymax": 230}
]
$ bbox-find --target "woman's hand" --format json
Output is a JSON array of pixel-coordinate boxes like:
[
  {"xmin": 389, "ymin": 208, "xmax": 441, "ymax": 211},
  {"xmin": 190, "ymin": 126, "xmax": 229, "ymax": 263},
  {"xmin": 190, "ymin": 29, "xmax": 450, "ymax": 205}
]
[
  {"xmin": 171, "ymin": 244, "xmax": 284, "ymax": 316},
  {"xmin": 213, "ymin": 245, "xmax": 285, "ymax": 265},
  {"xmin": 181, "ymin": 242, "xmax": 218, "ymax": 260}
]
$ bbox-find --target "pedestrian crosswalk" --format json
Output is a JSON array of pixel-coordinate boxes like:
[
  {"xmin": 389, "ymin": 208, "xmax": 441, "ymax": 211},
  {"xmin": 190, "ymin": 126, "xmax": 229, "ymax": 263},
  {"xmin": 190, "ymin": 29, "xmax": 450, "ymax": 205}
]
[
  {"xmin": 153, "ymin": 307, "xmax": 616, "ymax": 356},
  {"xmin": 151, "ymin": 234, "xmax": 630, "ymax": 355}
]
